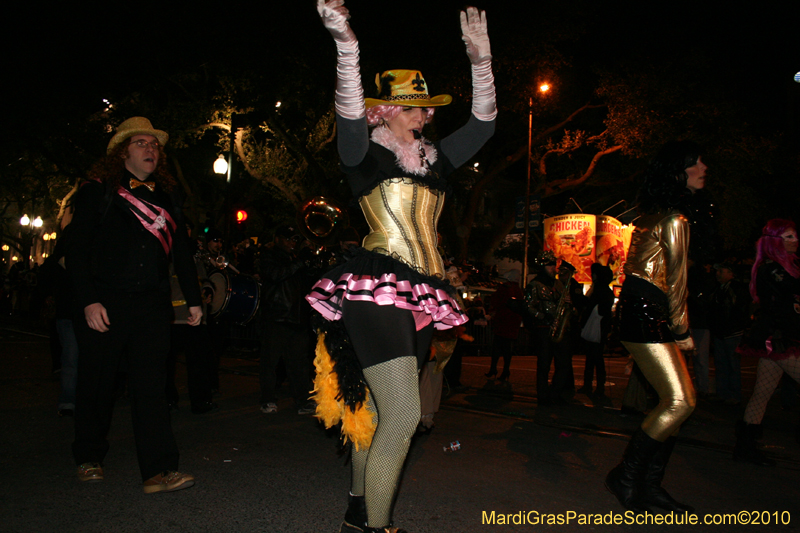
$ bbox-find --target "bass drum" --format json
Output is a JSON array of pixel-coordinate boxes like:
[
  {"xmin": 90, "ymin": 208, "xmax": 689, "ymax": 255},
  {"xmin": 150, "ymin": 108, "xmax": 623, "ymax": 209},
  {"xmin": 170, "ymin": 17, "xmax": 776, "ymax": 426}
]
[{"xmin": 208, "ymin": 270, "xmax": 260, "ymax": 325}]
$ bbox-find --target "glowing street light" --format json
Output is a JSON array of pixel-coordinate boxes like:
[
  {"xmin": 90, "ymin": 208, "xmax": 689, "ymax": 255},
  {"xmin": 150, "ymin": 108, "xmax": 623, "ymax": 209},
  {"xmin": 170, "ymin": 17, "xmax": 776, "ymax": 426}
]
[
  {"xmin": 32, "ymin": 216, "xmax": 43, "ymax": 228},
  {"xmin": 213, "ymin": 154, "xmax": 229, "ymax": 175},
  {"xmin": 539, "ymin": 83, "xmax": 550, "ymax": 94},
  {"xmin": 20, "ymin": 214, "xmax": 30, "ymax": 226}
]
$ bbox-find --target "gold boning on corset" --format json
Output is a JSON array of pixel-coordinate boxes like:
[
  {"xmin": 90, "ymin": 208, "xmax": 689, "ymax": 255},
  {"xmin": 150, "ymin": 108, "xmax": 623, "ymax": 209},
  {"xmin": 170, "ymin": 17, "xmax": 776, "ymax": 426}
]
[
  {"xmin": 622, "ymin": 341, "xmax": 696, "ymax": 442},
  {"xmin": 359, "ymin": 178, "xmax": 445, "ymax": 279},
  {"xmin": 623, "ymin": 210, "xmax": 690, "ymax": 337}
]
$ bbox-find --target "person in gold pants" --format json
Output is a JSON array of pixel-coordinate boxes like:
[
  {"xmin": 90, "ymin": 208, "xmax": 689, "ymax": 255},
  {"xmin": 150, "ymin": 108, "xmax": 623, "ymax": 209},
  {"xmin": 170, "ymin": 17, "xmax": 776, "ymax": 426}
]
[{"xmin": 606, "ymin": 141, "xmax": 707, "ymax": 513}]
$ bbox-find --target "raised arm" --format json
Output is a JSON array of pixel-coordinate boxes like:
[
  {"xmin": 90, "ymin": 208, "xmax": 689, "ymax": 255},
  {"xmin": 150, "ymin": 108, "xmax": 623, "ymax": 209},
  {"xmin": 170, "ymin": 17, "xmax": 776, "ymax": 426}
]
[
  {"xmin": 460, "ymin": 7, "xmax": 496, "ymax": 122},
  {"xmin": 317, "ymin": 0, "xmax": 368, "ymax": 166},
  {"xmin": 440, "ymin": 7, "xmax": 497, "ymax": 168}
]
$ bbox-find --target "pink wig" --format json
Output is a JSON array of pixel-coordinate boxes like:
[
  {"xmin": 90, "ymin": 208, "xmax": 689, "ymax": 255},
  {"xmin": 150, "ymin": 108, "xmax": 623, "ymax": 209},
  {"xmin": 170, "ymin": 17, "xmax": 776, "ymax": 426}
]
[
  {"xmin": 366, "ymin": 105, "xmax": 435, "ymax": 127},
  {"xmin": 749, "ymin": 218, "xmax": 800, "ymax": 302}
]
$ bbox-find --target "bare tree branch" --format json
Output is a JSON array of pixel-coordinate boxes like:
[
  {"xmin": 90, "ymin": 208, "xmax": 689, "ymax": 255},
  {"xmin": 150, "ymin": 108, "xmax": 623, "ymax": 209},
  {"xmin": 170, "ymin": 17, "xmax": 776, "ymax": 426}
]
[{"xmin": 542, "ymin": 145, "xmax": 622, "ymax": 195}]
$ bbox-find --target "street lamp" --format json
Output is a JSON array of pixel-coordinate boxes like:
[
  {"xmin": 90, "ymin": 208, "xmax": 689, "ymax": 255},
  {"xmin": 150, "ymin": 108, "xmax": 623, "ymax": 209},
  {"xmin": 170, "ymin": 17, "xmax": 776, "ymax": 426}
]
[
  {"xmin": 19, "ymin": 214, "xmax": 43, "ymax": 228},
  {"xmin": 521, "ymin": 82, "xmax": 552, "ymax": 286},
  {"xmin": 213, "ymin": 154, "xmax": 228, "ymax": 175},
  {"xmin": 18, "ymin": 214, "xmax": 46, "ymax": 267}
]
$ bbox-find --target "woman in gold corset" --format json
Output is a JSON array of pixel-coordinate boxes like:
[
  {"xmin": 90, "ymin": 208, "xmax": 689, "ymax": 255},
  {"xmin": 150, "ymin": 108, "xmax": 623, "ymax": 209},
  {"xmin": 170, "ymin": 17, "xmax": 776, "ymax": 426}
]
[
  {"xmin": 308, "ymin": 2, "xmax": 495, "ymax": 532},
  {"xmin": 606, "ymin": 141, "xmax": 706, "ymax": 514}
]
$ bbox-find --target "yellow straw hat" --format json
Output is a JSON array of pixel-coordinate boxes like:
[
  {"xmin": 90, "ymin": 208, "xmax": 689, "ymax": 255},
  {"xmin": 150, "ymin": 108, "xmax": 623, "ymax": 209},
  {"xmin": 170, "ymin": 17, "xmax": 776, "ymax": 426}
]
[
  {"xmin": 364, "ymin": 70, "xmax": 452, "ymax": 109},
  {"xmin": 107, "ymin": 117, "xmax": 169, "ymax": 154}
]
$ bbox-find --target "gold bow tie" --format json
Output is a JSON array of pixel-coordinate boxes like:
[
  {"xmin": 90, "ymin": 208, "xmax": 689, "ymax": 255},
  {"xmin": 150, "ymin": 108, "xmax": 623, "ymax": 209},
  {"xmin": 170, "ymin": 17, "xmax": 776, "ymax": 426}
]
[{"xmin": 130, "ymin": 179, "xmax": 156, "ymax": 192}]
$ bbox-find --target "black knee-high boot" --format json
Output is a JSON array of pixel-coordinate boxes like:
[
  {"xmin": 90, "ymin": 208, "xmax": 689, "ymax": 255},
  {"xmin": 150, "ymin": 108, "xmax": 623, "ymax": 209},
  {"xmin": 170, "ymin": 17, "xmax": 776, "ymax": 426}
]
[
  {"xmin": 638, "ymin": 437, "xmax": 694, "ymax": 512},
  {"xmin": 341, "ymin": 494, "xmax": 367, "ymax": 532},
  {"xmin": 733, "ymin": 420, "xmax": 775, "ymax": 466},
  {"xmin": 485, "ymin": 354, "xmax": 499, "ymax": 378},
  {"xmin": 606, "ymin": 428, "xmax": 660, "ymax": 512}
]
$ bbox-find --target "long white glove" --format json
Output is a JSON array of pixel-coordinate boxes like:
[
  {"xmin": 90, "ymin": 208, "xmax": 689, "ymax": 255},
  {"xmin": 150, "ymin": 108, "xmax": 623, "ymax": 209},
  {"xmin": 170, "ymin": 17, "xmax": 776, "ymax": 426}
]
[
  {"xmin": 460, "ymin": 7, "xmax": 496, "ymax": 121},
  {"xmin": 317, "ymin": 0, "xmax": 364, "ymax": 120}
]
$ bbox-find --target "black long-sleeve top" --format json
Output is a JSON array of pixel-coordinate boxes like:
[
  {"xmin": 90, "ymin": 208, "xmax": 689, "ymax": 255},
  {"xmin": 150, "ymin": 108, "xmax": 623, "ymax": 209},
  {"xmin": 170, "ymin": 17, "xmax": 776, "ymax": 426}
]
[{"xmin": 66, "ymin": 171, "xmax": 201, "ymax": 311}]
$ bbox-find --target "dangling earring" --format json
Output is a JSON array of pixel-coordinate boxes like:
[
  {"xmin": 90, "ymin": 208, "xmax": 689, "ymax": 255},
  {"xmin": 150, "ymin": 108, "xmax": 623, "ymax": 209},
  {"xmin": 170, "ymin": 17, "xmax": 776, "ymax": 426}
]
[{"xmin": 379, "ymin": 118, "xmax": 388, "ymax": 127}]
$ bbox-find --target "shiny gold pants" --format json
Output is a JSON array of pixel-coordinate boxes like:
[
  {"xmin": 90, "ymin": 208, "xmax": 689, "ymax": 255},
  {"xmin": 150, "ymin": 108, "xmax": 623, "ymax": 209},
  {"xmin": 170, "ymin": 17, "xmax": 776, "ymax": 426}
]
[{"xmin": 622, "ymin": 341, "xmax": 696, "ymax": 442}]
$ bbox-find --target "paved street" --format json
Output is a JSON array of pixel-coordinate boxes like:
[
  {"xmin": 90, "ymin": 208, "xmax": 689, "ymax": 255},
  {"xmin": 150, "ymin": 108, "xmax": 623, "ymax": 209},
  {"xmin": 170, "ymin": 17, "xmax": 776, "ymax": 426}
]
[{"xmin": 1, "ymin": 322, "xmax": 798, "ymax": 533}]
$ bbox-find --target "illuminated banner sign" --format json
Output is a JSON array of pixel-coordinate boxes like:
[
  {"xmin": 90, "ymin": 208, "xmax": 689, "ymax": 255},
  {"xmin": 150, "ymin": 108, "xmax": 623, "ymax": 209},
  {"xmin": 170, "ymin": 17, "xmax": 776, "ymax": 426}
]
[
  {"xmin": 596, "ymin": 215, "xmax": 628, "ymax": 285},
  {"xmin": 543, "ymin": 214, "xmax": 596, "ymax": 283}
]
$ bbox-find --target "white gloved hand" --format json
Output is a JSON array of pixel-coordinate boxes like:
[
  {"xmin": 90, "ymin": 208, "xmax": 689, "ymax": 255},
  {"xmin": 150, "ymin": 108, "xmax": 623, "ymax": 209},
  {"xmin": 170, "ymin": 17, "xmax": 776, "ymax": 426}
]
[
  {"xmin": 317, "ymin": 0, "xmax": 364, "ymax": 120},
  {"xmin": 460, "ymin": 7, "xmax": 491, "ymax": 64},
  {"xmin": 317, "ymin": 0, "xmax": 355, "ymax": 43},
  {"xmin": 461, "ymin": 7, "xmax": 496, "ymax": 121}
]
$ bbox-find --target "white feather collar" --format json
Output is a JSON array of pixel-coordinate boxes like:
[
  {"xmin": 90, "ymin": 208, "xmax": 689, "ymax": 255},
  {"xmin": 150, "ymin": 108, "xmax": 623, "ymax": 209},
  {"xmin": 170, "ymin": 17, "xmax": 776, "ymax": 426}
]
[{"xmin": 370, "ymin": 126, "xmax": 437, "ymax": 177}]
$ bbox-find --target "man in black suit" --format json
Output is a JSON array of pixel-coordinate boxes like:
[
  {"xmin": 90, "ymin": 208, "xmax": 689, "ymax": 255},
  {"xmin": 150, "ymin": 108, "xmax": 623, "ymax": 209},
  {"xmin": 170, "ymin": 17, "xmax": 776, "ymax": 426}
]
[{"xmin": 67, "ymin": 117, "xmax": 201, "ymax": 494}]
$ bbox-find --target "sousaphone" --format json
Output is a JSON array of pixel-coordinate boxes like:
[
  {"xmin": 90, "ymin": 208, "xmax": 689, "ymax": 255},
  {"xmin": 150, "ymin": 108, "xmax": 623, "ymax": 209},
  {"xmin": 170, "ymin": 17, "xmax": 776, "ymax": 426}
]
[{"xmin": 297, "ymin": 196, "xmax": 350, "ymax": 247}]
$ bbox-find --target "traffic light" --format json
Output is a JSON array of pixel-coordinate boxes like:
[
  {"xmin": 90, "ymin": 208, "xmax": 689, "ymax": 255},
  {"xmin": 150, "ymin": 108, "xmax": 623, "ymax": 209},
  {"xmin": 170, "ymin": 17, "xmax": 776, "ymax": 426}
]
[{"xmin": 236, "ymin": 210, "xmax": 248, "ymax": 224}]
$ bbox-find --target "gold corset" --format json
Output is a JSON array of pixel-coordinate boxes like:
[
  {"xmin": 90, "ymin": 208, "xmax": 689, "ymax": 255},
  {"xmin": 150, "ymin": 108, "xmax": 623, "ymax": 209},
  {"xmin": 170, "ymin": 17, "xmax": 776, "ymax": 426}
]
[{"xmin": 359, "ymin": 178, "xmax": 445, "ymax": 279}]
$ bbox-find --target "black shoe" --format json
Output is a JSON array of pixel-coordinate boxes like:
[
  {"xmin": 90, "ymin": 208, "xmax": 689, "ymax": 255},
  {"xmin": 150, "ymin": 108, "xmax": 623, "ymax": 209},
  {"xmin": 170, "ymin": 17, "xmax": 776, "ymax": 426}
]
[
  {"xmin": 576, "ymin": 386, "xmax": 593, "ymax": 395},
  {"xmin": 484, "ymin": 371, "xmax": 497, "ymax": 378},
  {"xmin": 58, "ymin": 409, "xmax": 74, "ymax": 417},
  {"xmin": 341, "ymin": 494, "xmax": 366, "ymax": 532},
  {"xmin": 498, "ymin": 372, "xmax": 510, "ymax": 382},
  {"xmin": 605, "ymin": 428, "xmax": 661, "ymax": 512},
  {"xmin": 639, "ymin": 437, "xmax": 695, "ymax": 513},
  {"xmin": 416, "ymin": 421, "xmax": 434, "ymax": 435},
  {"xmin": 733, "ymin": 421, "xmax": 776, "ymax": 466},
  {"xmin": 191, "ymin": 401, "xmax": 218, "ymax": 415}
]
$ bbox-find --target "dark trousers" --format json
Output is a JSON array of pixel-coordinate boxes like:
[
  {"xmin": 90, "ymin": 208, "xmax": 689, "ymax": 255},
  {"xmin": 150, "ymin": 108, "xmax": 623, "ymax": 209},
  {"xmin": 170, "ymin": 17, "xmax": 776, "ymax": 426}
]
[
  {"xmin": 259, "ymin": 321, "xmax": 313, "ymax": 406},
  {"xmin": 207, "ymin": 317, "xmax": 227, "ymax": 390},
  {"xmin": 583, "ymin": 340, "xmax": 606, "ymax": 390},
  {"xmin": 167, "ymin": 324, "xmax": 214, "ymax": 408},
  {"xmin": 533, "ymin": 327, "xmax": 572, "ymax": 401},
  {"xmin": 72, "ymin": 290, "xmax": 179, "ymax": 481},
  {"xmin": 489, "ymin": 334, "xmax": 514, "ymax": 377}
]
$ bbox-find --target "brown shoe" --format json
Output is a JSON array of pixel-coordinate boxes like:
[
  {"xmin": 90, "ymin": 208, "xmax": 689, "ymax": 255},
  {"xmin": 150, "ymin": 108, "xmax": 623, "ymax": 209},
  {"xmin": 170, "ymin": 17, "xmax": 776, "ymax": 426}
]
[
  {"xmin": 143, "ymin": 471, "xmax": 195, "ymax": 494},
  {"xmin": 77, "ymin": 462, "xmax": 104, "ymax": 482}
]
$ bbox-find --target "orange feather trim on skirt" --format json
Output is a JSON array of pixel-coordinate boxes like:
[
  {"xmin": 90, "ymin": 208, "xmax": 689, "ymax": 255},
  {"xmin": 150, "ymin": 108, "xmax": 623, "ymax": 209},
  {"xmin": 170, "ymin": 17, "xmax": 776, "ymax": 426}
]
[{"xmin": 311, "ymin": 332, "xmax": 376, "ymax": 451}]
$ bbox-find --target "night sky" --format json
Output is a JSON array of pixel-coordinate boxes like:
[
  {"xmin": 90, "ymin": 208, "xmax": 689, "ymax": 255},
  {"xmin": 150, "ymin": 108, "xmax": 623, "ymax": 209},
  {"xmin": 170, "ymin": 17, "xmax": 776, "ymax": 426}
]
[{"xmin": 6, "ymin": 1, "xmax": 797, "ymax": 129}]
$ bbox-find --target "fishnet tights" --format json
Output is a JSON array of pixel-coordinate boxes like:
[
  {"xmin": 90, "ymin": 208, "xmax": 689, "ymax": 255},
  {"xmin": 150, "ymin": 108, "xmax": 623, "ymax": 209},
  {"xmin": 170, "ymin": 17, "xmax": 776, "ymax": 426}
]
[
  {"xmin": 744, "ymin": 356, "xmax": 800, "ymax": 424},
  {"xmin": 350, "ymin": 356, "xmax": 420, "ymax": 528}
]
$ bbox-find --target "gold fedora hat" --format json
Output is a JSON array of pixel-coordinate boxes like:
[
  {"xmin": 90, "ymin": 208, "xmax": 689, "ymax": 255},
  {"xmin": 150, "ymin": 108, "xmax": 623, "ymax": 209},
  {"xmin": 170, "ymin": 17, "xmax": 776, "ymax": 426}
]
[
  {"xmin": 107, "ymin": 117, "xmax": 169, "ymax": 154},
  {"xmin": 364, "ymin": 70, "xmax": 452, "ymax": 109}
]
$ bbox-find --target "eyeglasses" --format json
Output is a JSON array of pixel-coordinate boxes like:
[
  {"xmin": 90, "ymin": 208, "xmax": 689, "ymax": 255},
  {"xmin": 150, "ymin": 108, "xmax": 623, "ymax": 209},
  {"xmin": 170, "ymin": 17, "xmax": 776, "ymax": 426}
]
[{"xmin": 129, "ymin": 139, "xmax": 160, "ymax": 149}]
